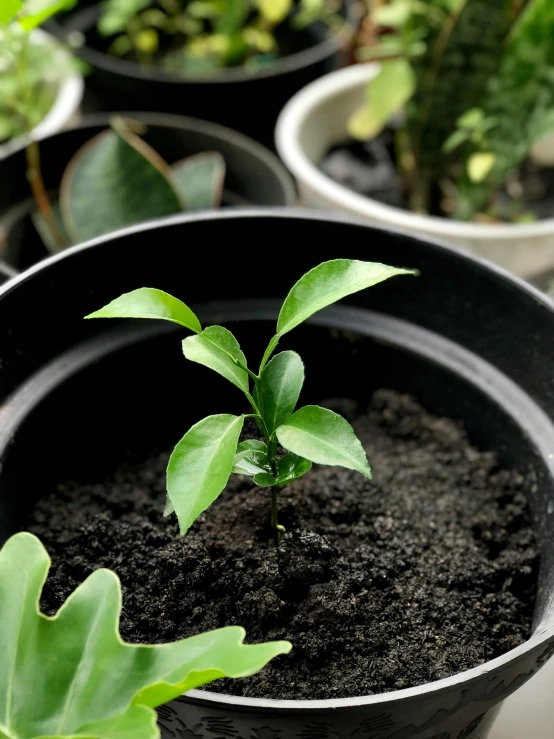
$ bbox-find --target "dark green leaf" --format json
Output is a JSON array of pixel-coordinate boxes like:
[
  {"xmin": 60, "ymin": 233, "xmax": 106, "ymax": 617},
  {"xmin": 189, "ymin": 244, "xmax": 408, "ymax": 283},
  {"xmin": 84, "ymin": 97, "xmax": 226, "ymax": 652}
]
[
  {"xmin": 85, "ymin": 287, "xmax": 202, "ymax": 333},
  {"xmin": 276, "ymin": 405, "xmax": 371, "ymax": 478},
  {"xmin": 254, "ymin": 453, "xmax": 311, "ymax": 487},
  {"xmin": 182, "ymin": 325, "xmax": 248, "ymax": 392},
  {"xmin": 0, "ymin": 532, "xmax": 291, "ymax": 739},
  {"xmin": 59, "ymin": 121, "xmax": 183, "ymax": 243},
  {"xmin": 170, "ymin": 152, "xmax": 226, "ymax": 211},
  {"xmin": 259, "ymin": 350, "xmax": 304, "ymax": 435},
  {"xmin": 233, "ymin": 440, "xmax": 271, "ymax": 475},
  {"xmin": 167, "ymin": 414, "xmax": 244, "ymax": 534},
  {"xmin": 276, "ymin": 260, "xmax": 416, "ymax": 337}
]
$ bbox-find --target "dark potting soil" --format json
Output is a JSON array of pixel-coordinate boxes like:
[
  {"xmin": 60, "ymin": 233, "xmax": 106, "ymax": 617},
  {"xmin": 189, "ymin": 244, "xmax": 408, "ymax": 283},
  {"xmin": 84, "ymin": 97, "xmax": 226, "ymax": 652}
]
[
  {"xmin": 28, "ymin": 390, "xmax": 538, "ymax": 700},
  {"xmin": 320, "ymin": 136, "xmax": 554, "ymax": 222}
]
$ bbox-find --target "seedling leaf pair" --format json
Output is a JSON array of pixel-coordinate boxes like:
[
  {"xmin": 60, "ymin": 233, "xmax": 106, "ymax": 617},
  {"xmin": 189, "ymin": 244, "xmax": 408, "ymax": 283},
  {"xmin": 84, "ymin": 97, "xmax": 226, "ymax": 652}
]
[{"xmin": 87, "ymin": 259, "xmax": 416, "ymax": 537}]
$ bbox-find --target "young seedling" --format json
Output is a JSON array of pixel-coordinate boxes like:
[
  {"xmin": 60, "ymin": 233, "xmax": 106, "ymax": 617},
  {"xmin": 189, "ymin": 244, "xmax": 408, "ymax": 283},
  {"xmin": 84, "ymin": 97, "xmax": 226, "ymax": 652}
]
[
  {"xmin": 0, "ymin": 532, "xmax": 290, "ymax": 739},
  {"xmin": 87, "ymin": 259, "xmax": 416, "ymax": 541}
]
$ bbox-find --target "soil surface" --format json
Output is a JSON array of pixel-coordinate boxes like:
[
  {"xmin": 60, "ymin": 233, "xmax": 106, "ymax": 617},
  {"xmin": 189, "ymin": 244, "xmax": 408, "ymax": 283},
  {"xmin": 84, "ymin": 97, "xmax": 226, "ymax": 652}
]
[{"xmin": 29, "ymin": 390, "xmax": 538, "ymax": 700}]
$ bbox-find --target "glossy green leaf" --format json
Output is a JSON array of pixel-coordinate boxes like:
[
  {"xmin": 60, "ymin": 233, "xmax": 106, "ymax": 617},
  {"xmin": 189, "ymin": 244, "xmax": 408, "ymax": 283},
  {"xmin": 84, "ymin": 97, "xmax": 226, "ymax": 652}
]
[
  {"xmin": 276, "ymin": 405, "xmax": 371, "ymax": 478},
  {"xmin": 259, "ymin": 350, "xmax": 304, "ymax": 435},
  {"xmin": 170, "ymin": 152, "xmax": 226, "ymax": 211},
  {"xmin": 182, "ymin": 325, "xmax": 248, "ymax": 392},
  {"xmin": 0, "ymin": 0, "xmax": 22, "ymax": 24},
  {"xmin": 0, "ymin": 532, "xmax": 291, "ymax": 739},
  {"xmin": 233, "ymin": 440, "xmax": 271, "ymax": 476},
  {"xmin": 348, "ymin": 59, "xmax": 415, "ymax": 140},
  {"xmin": 167, "ymin": 414, "xmax": 244, "ymax": 534},
  {"xmin": 253, "ymin": 453, "xmax": 311, "ymax": 488},
  {"xmin": 59, "ymin": 121, "xmax": 183, "ymax": 243},
  {"xmin": 85, "ymin": 287, "xmax": 202, "ymax": 333},
  {"xmin": 277, "ymin": 260, "xmax": 416, "ymax": 337}
]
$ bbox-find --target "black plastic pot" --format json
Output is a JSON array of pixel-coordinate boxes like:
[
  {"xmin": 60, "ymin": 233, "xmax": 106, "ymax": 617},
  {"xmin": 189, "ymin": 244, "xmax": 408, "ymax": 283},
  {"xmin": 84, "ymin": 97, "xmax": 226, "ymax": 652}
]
[
  {"xmin": 46, "ymin": 0, "xmax": 355, "ymax": 146},
  {"xmin": 0, "ymin": 113, "xmax": 295, "ymax": 271},
  {"xmin": 1, "ymin": 210, "xmax": 554, "ymax": 738}
]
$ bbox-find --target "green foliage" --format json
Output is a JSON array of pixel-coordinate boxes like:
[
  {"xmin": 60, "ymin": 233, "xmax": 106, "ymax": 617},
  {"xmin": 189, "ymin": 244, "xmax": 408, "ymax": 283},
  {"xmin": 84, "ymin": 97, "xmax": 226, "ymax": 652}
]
[
  {"xmin": 0, "ymin": 0, "xmax": 77, "ymax": 143},
  {"xmin": 87, "ymin": 259, "xmax": 415, "ymax": 538},
  {"xmin": 41, "ymin": 117, "xmax": 226, "ymax": 249},
  {"xmin": 0, "ymin": 531, "xmax": 291, "ymax": 739},
  {"xmin": 97, "ymin": 0, "xmax": 336, "ymax": 74},
  {"xmin": 352, "ymin": 0, "xmax": 554, "ymax": 221}
]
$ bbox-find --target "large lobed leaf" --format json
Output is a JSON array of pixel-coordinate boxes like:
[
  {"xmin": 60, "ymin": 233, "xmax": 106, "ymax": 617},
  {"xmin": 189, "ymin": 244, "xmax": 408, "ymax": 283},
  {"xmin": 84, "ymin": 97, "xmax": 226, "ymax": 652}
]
[
  {"xmin": 167, "ymin": 414, "xmax": 244, "ymax": 534},
  {"xmin": 0, "ymin": 532, "xmax": 291, "ymax": 739}
]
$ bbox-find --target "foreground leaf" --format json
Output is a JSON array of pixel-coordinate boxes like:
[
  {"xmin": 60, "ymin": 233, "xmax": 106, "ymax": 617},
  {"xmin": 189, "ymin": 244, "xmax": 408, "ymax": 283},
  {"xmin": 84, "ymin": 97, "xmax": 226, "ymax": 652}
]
[
  {"xmin": 85, "ymin": 287, "xmax": 202, "ymax": 333},
  {"xmin": 0, "ymin": 532, "xmax": 291, "ymax": 739},
  {"xmin": 19, "ymin": 0, "xmax": 77, "ymax": 29},
  {"xmin": 233, "ymin": 440, "xmax": 271, "ymax": 476},
  {"xmin": 0, "ymin": 0, "xmax": 22, "ymax": 23},
  {"xmin": 167, "ymin": 414, "xmax": 244, "ymax": 534},
  {"xmin": 59, "ymin": 121, "xmax": 182, "ymax": 243},
  {"xmin": 259, "ymin": 350, "xmax": 304, "ymax": 435},
  {"xmin": 276, "ymin": 260, "xmax": 416, "ymax": 337},
  {"xmin": 253, "ymin": 453, "xmax": 311, "ymax": 487},
  {"xmin": 182, "ymin": 325, "xmax": 249, "ymax": 392},
  {"xmin": 170, "ymin": 152, "xmax": 226, "ymax": 211},
  {"xmin": 276, "ymin": 405, "xmax": 371, "ymax": 478}
]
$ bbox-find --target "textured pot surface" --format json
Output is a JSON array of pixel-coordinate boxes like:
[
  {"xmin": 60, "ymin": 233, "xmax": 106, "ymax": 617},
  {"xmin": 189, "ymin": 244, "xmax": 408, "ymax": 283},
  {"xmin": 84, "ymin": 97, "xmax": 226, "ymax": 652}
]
[
  {"xmin": 0, "ymin": 210, "xmax": 553, "ymax": 739},
  {"xmin": 276, "ymin": 64, "xmax": 554, "ymax": 280}
]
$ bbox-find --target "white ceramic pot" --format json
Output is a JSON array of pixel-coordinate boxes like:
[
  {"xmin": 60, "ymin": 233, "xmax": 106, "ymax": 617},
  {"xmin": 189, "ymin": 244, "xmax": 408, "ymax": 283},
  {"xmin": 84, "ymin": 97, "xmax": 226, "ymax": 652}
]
[
  {"xmin": 0, "ymin": 30, "xmax": 84, "ymax": 161},
  {"xmin": 276, "ymin": 63, "xmax": 554, "ymax": 280}
]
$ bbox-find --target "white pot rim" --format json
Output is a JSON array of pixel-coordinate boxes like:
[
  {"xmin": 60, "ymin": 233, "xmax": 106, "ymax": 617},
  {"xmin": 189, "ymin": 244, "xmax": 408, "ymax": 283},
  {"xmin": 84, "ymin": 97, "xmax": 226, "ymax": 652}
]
[
  {"xmin": 275, "ymin": 63, "xmax": 554, "ymax": 241},
  {"xmin": 0, "ymin": 29, "xmax": 84, "ymax": 159}
]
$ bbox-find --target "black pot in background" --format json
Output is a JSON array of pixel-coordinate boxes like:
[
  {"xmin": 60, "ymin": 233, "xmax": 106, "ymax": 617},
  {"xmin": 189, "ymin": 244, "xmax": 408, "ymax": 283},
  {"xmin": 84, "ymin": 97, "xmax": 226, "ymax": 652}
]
[
  {"xmin": 0, "ymin": 261, "xmax": 16, "ymax": 285},
  {"xmin": 0, "ymin": 210, "xmax": 553, "ymax": 738},
  {"xmin": 0, "ymin": 112, "xmax": 296, "ymax": 271},
  {"xmin": 46, "ymin": 0, "xmax": 356, "ymax": 147}
]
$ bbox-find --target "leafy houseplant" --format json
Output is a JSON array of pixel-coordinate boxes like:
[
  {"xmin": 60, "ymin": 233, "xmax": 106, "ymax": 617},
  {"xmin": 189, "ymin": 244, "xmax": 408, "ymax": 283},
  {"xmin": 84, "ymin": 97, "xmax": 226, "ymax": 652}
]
[
  {"xmin": 349, "ymin": 0, "xmax": 554, "ymax": 222},
  {"xmin": 97, "ymin": 0, "xmax": 341, "ymax": 75},
  {"xmin": 0, "ymin": 531, "xmax": 290, "ymax": 739},
  {"xmin": 33, "ymin": 116, "xmax": 226, "ymax": 252},
  {"xmin": 87, "ymin": 259, "xmax": 415, "ymax": 538}
]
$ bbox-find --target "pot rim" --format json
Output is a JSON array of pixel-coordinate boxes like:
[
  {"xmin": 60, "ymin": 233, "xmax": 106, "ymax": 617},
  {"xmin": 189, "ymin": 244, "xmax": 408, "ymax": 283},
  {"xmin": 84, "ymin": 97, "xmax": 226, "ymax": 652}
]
[
  {"xmin": 1, "ymin": 207, "xmax": 553, "ymax": 711},
  {"xmin": 275, "ymin": 63, "xmax": 554, "ymax": 241},
  {"xmin": 0, "ymin": 29, "xmax": 84, "ymax": 161},
  {"xmin": 48, "ymin": 3, "xmax": 358, "ymax": 86}
]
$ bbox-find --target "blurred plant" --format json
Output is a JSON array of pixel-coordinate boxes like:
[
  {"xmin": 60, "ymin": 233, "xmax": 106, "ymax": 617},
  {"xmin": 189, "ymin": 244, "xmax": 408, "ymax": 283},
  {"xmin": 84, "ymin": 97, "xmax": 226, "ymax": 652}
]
[
  {"xmin": 34, "ymin": 116, "xmax": 226, "ymax": 250},
  {"xmin": 350, "ymin": 0, "xmax": 554, "ymax": 222},
  {"xmin": 0, "ymin": 0, "xmax": 78, "ymax": 247},
  {"xmin": 98, "ymin": 0, "xmax": 344, "ymax": 74}
]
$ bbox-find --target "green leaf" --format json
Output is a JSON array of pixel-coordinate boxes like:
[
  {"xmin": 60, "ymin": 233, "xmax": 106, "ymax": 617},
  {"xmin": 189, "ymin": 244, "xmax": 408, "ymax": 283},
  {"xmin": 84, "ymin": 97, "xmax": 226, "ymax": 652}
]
[
  {"xmin": 442, "ymin": 128, "xmax": 469, "ymax": 153},
  {"xmin": 0, "ymin": 0, "xmax": 22, "ymax": 24},
  {"xmin": 457, "ymin": 107, "xmax": 485, "ymax": 131},
  {"xmin": 276, "ymin": 405, "xmax": 371, "ymax": 478},
  {"xmin": 59, "ymin": 120, "xmax": 183, "ymax": 243},
  {"xmin": 277, "ymin": 259, "xmax": 416, "ymax": 337},
  {"xmin": 259, "ymin": 351, "xmax": 304, "ymax": 435},
  {"xmin": 348, "ymin": 59, "xmax": 416, "ymax": 140},
  {"xmin": 167, "ymin": 414, "xmax": 244, "ymax": 534},
  {"xmin": 233, "ymin": 440, "xmax": 271, "ymax": 476},
  {"xmin": 467, "ymin": 152, "xmax": 496, "ymax": 183},
  {"xmin": 253, "ymin": 453, "xmax": 311, "ymax": 488},
  {"xmin": 85, "ymin": 287, "xmax": 202, "ymax": 333},
  {"xmin": 0, "ymin": 532, "xmax": 291, "ymax": 739},
  {"xmin": 373, "ymin": 0, "xmax": 412, "ymax": 27},
  {"xmin": 170, "ymin": 152, "xmax": 226, "ymax": 211},
  {"xmin": 18, "ymin": 0, "xmax": 77, "ymax": 29},
  {"xmin": 182, "ymin": 325, "xmax": 249, "ymax": 393},
  {"xmin": 257, "ymin": 0, "xmax": 292, "ymax": 24}
]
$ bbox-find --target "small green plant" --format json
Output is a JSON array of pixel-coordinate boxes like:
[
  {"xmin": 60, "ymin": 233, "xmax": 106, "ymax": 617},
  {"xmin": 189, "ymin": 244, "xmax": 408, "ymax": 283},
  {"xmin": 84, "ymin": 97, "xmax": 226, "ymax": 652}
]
[
  {"xmin": 0, "ymin": 531, "xmax": 290, "ymax": 739},
  {"xmin": 35, "ymin": 116, "xmax": 226, "ymax": 252},
  {"xmin": 97, "ymin": 0, "xmax": 341, "ymax": 74},
  {"xmin": 350, "ymin": 0, "xmax": 554, "ymax": 222},
  {"xmin": 87, "ymin": 259, "xmax": 415, "ymax": 540}
]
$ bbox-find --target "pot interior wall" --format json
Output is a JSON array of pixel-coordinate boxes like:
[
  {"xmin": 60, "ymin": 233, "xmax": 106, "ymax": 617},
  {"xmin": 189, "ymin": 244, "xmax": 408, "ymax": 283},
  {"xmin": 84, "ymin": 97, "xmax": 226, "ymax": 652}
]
[{"xmin": 2, "ymin": 301, "xmax": 554, "ymax": 631}]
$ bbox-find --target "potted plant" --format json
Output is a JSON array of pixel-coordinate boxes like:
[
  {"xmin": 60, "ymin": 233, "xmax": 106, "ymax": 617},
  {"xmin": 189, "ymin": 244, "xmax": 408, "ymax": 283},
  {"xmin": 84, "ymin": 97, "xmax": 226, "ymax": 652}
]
[
  {"xmin": 0, "ymin": 531, "xmax": 289, "ymax": 739},
  {"xmin": 276, "ymin": 0, "xmax": 554, "ymax": 280},
  {"xmin": 44, "ymin": 0, "xmax": 356, "ymax": 146},
  {"xmin": 0, "ymin": 0, "xmax": 84, "ymax": 160},
  {"xmin": 0, "ymin": 111, "xmax": 295, "ymax": 270},
  {"xmin": 0, "ymin": 209, "xmax": 553, "ymax": 738}
]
